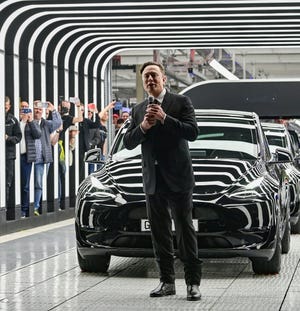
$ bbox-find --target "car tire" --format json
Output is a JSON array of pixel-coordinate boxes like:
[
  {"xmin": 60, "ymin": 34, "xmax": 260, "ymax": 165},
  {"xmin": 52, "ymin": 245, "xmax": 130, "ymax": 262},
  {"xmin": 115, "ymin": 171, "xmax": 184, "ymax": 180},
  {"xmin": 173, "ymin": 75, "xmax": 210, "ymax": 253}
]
[
  {"xmin": 281, "ymin": 213, "xmax": 291, "ymax": 254},
  {"xmin": 291, "ymin": 216, "xmax": 300, "ymax": 234},
  {"xmin": 77, "ymin": 248, "xmax": 111, "ymax": 273},
  {"xmin": 251, "ymin": 236, "xmax": 282, "ymax": 275}
]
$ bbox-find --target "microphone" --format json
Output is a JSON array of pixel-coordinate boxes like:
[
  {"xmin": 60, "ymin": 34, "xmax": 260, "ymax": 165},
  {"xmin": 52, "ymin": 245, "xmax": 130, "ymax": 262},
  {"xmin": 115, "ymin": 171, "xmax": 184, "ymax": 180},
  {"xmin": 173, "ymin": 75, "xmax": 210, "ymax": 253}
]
[
  {"xmin": 148, "ymin": 95, "xmax": 154, "ymax": 105},
  {"xmin": 147, "ymin": 95, "xmax": 156, "ymax": 122}
]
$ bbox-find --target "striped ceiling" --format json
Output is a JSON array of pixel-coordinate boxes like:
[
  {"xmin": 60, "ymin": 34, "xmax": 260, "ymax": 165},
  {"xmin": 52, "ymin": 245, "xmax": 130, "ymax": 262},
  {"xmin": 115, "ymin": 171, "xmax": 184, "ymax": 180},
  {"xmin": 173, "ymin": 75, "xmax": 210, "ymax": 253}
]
[
  {"xmin": 1, "ymin": 0, "xmax": 300, "ymax": 103},
  {"xmin": 2, "ymin": 1, "xmax": 300, "ymax": 52}
]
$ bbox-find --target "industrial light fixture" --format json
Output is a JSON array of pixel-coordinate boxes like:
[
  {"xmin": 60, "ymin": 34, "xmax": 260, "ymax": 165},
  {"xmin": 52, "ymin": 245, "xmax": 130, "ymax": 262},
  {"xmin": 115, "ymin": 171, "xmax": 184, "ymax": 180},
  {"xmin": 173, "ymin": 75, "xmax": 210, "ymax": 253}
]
[{"xmin": 208, "ymin": 58, "xmax": 239, "ymax": 80}]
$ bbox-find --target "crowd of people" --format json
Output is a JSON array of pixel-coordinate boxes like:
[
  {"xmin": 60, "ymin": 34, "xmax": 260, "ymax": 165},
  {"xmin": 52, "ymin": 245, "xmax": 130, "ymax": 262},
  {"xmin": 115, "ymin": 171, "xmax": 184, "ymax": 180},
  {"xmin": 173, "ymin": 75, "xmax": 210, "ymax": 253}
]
[{"xmin": 5, "ymin": 96, "xmax": 130, "ymax": 219}]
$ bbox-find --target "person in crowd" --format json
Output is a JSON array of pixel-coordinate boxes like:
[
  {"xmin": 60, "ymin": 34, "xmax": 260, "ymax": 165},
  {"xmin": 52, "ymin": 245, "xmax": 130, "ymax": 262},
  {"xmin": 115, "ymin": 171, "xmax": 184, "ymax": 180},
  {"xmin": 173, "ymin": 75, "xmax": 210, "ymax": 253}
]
[
  {"xmin": 98, "ymin": 100, "xmax": 116, "ymax": 159},
  {"xmin": 86, "ymin": 103, "xmax": 101, "ymax": 174},
  {"xmin": 49, "ymin": 123, "xmax": 63, "ymax": 147},
  {"xmin": 5, "ymin": 96, "xmax": 22, "ymax": 219},
  {"xmin": 115, "ymin": 117, "xmax": 125, "ymax": 135},
  {"xmin": 112, "ymin": 113, "xmax": 120, "ymax": 126},
  {"xmin": 20, "ymin": 101, "xmax": 29, "ymax": 109},
  {"xmin": 77, "ymin": 102, "xmax": 104, "ymax": 179},
  {"xmin": 57, "ymin": 98, "xmax": 83, "ymax": 208},
  {"xmin": 123, "ymin": 61, "xmax": 202, "ymax": 301},
  {"xmin": 33, "ymin": 100, "xmax": 62, "ymax": 216},
  {"xmin": 69, "ymin": 125, "xmax": 79, "ymax": 167},
  {"xmin": 77, "ymin": 100, "xmax": 116, "ymax": 179},
  {"xmin": 19, "ymin": 101, "xmax": 29, "ymax": 120},
  {"xmin": 121, "ymin": 110, "xmax": 130, "ymax": 121},
  {"xmin": 19, "ymin": 106, "xmax": 41, "ymax": 218}
]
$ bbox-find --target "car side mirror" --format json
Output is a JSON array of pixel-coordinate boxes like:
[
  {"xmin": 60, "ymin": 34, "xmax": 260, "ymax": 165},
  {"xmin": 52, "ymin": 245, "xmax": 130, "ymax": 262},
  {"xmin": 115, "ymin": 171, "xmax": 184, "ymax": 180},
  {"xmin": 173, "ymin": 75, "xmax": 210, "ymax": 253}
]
[
  {"xmin": 84, "ymin": 148, "xmax": 105, "ymax": 164},
  {"xmin": 269, "ymin": 147, "xmax": 293, "ymax": 164}
]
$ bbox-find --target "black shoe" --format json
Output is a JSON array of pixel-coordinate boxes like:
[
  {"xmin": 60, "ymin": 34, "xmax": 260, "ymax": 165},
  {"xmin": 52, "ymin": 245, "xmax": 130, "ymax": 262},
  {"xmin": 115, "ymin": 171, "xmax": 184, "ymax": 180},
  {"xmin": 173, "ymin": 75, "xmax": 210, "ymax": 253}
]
[
  {"xmin": 150, "ymin": 282, "xmax": 176, "ymax": 297},
  {"xmin": 187, "ymin": 284, "xmax": 201, "ymax": 301}
]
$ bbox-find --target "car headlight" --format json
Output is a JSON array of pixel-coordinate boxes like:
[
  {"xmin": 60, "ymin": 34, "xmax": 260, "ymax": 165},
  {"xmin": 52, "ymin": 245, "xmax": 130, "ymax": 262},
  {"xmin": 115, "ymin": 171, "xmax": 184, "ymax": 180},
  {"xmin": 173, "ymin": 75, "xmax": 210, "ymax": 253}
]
[{"xmin": 227, "ymin": 177, "xmax": 265, "ymax": 200}]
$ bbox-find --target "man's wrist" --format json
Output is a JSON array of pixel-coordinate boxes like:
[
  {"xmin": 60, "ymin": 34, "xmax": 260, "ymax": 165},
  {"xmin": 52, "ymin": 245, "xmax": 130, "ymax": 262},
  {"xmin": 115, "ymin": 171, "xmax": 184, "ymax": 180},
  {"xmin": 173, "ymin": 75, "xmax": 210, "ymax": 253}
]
[
  {"xmin": 140, "ymin": 123, "xmax": 146, "ymax": 134},
  {"xmin": 160, "ymin": 113, "xmax": 167, "ymax": 124}
]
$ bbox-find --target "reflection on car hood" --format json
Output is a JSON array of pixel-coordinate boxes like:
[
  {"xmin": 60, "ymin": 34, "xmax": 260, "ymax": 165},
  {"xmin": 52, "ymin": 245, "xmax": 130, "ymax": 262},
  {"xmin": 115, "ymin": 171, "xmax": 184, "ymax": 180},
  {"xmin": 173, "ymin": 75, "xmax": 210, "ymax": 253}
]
[
  {"xmin": 193, "ymin": 158, "xmax": 255, "ymax": 195},
  {"xmin": 93, "ymin": 155, "xmax": 256, "ymax": 198}
]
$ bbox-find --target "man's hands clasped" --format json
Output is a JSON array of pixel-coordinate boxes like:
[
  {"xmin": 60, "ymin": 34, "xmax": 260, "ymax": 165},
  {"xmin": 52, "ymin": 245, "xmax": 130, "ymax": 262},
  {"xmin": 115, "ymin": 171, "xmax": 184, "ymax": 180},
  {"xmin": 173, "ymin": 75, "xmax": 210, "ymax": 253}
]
[{"xmin": 141, "ymin": 103, "xmax": 166, "ymax": 132}]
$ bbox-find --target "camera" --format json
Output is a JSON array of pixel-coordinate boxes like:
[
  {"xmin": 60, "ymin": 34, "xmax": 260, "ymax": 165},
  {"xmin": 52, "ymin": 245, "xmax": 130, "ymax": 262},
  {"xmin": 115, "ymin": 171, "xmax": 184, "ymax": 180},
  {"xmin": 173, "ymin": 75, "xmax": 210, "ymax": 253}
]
[
  {"xmin": 41, "ymin": 102, "xmax": 48, "ymax": 108},
  {"xmin": 114, "ymin": 101, "xmax": 123, "ymax": 111},
  {"xmin": 69, "ymin": 97, "xmax": 79, "ymax": 104},
  {"xmin": 21, "ymin": 108, "xmax": 32, "ymax": 114}
]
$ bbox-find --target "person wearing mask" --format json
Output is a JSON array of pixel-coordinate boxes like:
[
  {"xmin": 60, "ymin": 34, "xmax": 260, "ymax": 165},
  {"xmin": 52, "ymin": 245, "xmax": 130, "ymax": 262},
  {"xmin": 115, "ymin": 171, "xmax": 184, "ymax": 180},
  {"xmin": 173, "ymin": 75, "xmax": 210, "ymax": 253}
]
[
  {"xmin": 87, "ymin": 103, "xmax": 101, "ymax": 174},
  {"xmin": 57, "ymin": 98, "xmax": 83, "ymax": 209},
  {"xmin": 97, "ymin": 100, "xmax": 116, "ymax": 159},
  {"xmin": 33, "ymin": 100, "xmax": 62, "ymax": 216},
  {"xmin": 5, "ymin": 96, "xmax": 22, "ymax": 219},
  {"xmin": 19, "ymin": 107, "xmax": 41, "ymax": 217},
  {"xmin": 123, "ymin": 61, "xmax": 202, "ymax": 301},
  {"xmin": 77, "ymin": 103, "xmax": 103, "ymax": 180}
]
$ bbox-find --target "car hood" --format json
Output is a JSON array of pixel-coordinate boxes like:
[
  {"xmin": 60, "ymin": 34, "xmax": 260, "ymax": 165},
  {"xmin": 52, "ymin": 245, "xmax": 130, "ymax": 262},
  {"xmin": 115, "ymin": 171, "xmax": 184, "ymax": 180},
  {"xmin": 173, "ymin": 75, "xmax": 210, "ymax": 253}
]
[
  {"xmin": 193, "ymin": 158, "xmax": 257, "ymax": 195},
  {"xmin": 95, "ymin": 156, "xmax": 257, "ymax": 199}
]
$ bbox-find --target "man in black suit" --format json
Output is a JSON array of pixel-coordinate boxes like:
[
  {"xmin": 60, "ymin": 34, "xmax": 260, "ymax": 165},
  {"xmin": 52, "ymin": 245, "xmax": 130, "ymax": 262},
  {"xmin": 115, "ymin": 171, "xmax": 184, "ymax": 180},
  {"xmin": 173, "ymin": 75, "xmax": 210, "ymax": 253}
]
[{"xmin": 123, "ymin": 61, "xmax": 202, "ymax": 301}]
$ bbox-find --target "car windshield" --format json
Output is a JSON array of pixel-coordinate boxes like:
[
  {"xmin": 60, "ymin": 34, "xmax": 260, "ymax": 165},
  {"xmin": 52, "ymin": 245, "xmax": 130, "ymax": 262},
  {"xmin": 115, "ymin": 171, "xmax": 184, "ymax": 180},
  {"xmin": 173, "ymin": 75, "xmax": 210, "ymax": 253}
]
[
  {"xmin": 190, "ymin": 117, "xmax": 258, "ymax": 160},
  {"xmin": 111, "ymin": 117, "xmax": 259, "ymax": 161},
  {"xmin": 264, "ymin": 128, "xmax": 287, "ymax": 148}
]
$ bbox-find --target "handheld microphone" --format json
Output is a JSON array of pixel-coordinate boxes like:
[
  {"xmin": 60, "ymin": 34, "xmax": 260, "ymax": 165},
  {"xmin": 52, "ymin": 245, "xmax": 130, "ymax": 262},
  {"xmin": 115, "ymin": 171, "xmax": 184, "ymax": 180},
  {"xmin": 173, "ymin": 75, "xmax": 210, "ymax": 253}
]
[
  {"xmin": 147, "ymin": 95, "xmax": 156, "ymax": 122},
  {"xmin": 148, "ymin": 95, "xmax": 155, "ymax": 105}
]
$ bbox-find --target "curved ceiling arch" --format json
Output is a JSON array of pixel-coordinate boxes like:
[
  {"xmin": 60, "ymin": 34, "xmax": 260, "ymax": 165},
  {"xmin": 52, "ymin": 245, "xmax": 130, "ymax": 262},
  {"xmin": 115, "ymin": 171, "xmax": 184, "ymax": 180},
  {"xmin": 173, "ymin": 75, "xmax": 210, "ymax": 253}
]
[
  {"xmin": 0, "ymin": 0, "xmax": 300, "ymax": 105},
  {"xmin": 2, "ymin": 0, "xmax": 300, "ymax": 105},
  {"xmin": 1, "ymin": 0, "xmax": 300, "ymax": 207}
]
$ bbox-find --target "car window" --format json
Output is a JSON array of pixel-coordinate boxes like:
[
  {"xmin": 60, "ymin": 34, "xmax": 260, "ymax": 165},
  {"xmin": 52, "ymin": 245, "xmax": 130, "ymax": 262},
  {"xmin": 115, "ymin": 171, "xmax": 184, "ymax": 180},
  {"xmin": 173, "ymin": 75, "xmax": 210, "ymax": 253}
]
[
  {"xmin": 288, "ymin": 130, "xmax": 300, "ymax": 153},
  {"xmin": 110, "ymin": 126, "xmax": 141, "ymax": 160},
  {"xmin": 264, "ymin": 129, "xmax": 287, "ymax": 148},
  {"xmin": 189, "ymin": 121, "xmax": 258, "ymax": 160}
]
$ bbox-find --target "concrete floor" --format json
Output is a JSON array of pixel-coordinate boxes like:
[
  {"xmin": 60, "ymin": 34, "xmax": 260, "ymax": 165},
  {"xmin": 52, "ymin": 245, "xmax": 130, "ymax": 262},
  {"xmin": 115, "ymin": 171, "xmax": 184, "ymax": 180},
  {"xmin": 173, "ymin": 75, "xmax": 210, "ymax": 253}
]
[{"xmin": 0, "ymin": 219, "xmax": 299, "ymax": 311}]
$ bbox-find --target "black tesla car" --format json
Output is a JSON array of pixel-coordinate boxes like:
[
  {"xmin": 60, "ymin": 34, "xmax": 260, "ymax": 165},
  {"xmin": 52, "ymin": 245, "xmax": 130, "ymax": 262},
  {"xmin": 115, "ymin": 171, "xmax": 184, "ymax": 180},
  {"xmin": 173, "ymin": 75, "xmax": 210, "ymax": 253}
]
[
  {"xmin": 262, "ymin": 122, "xmax": 300, "ymax": 233},
  {"xmin": 76, "ymin": 109, "xmax": 291, "ymax": 275}
]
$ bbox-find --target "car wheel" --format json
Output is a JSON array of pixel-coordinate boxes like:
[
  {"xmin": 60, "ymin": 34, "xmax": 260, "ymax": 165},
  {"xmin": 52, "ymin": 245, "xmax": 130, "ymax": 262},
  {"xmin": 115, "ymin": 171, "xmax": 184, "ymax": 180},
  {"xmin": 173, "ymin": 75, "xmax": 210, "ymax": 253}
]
[
  {"xmin": 77, "ymin": 248, "xmax": 111, "ymax": 273},
  {"xmin": 291, "ymin": 216, "xmax": 300, "ymax": 234},
  {"xmin": 251, "ymin": 236, "xmax": 282, "ymax": 275},
  {"xmin": 281, "ymin": 212, "xmax": 291, "ymax": 254}
]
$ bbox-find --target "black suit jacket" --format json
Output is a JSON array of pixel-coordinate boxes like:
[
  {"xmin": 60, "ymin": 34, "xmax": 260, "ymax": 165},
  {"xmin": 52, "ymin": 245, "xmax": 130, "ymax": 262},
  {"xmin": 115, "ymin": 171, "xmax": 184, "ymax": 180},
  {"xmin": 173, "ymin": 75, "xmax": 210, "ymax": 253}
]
[{"xmin": 124, "ymin": 90, "xmax": 198, "ymax": 194}]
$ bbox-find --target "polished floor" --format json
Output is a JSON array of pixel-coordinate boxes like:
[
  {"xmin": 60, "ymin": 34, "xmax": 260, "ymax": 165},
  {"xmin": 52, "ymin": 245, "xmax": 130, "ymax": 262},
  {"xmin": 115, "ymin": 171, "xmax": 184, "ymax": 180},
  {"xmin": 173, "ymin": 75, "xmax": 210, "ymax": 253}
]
[{"xmin": 0, "ymin": 219, "xmax": 300, "ymax": 311}]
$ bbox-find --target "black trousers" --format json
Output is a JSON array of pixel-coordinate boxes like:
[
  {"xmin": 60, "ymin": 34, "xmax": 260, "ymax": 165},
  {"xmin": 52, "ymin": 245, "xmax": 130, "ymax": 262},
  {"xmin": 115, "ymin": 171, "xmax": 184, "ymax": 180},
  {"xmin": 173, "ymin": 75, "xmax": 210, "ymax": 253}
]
[
  {"xmin": 6, "ymin": 158, "xmax": 15, "ymax": 220},
  {"xmin": 6, "ymin": 159, "xmax": 15, "ymax": 203},
  {"xmin": 145, "ymin": 168, "xmax": 202, "ymax": 285}
]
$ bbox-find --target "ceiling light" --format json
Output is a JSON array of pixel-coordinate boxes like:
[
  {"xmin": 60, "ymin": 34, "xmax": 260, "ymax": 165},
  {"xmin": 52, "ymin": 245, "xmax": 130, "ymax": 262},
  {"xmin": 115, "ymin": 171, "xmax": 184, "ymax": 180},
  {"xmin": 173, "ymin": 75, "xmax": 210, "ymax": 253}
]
[{"xmin": 208, "ymin": 59, "xmax": 239, "ymax": 80}]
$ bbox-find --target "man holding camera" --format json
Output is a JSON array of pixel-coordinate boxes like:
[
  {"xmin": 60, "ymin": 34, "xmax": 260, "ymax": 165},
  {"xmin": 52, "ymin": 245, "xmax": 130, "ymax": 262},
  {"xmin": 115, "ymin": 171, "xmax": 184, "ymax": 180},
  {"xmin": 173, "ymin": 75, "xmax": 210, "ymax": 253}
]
[
  {"xmin": 19, "ymin": 104, "xmax": 41, "ymax": 217},
  {"xmin": 33, "ymin": 100, "xmax": 62, "ymax": 215},
  {"xmin": 123, "ymin": 61, "xmax": 202, "ymax": 301}
]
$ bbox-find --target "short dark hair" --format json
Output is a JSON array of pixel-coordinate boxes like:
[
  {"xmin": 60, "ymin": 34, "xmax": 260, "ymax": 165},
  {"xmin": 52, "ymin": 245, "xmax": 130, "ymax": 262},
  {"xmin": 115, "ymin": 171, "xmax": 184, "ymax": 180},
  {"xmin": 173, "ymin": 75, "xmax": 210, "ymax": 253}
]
[
  {"xmin": 140, "ymin": 61, "xmax": 165, "ymax": 75},
  {"xmin": 117, "ymin": 118, "xmax": 125, "ymax": 125}
]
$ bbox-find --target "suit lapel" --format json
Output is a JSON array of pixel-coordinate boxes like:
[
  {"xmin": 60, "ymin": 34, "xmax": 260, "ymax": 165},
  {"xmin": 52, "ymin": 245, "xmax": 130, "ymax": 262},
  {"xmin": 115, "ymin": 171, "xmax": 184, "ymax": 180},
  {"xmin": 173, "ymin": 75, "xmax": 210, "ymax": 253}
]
[{"xmin": 161, "ymin": 91, "xmax": 172, "ymax": 114}]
